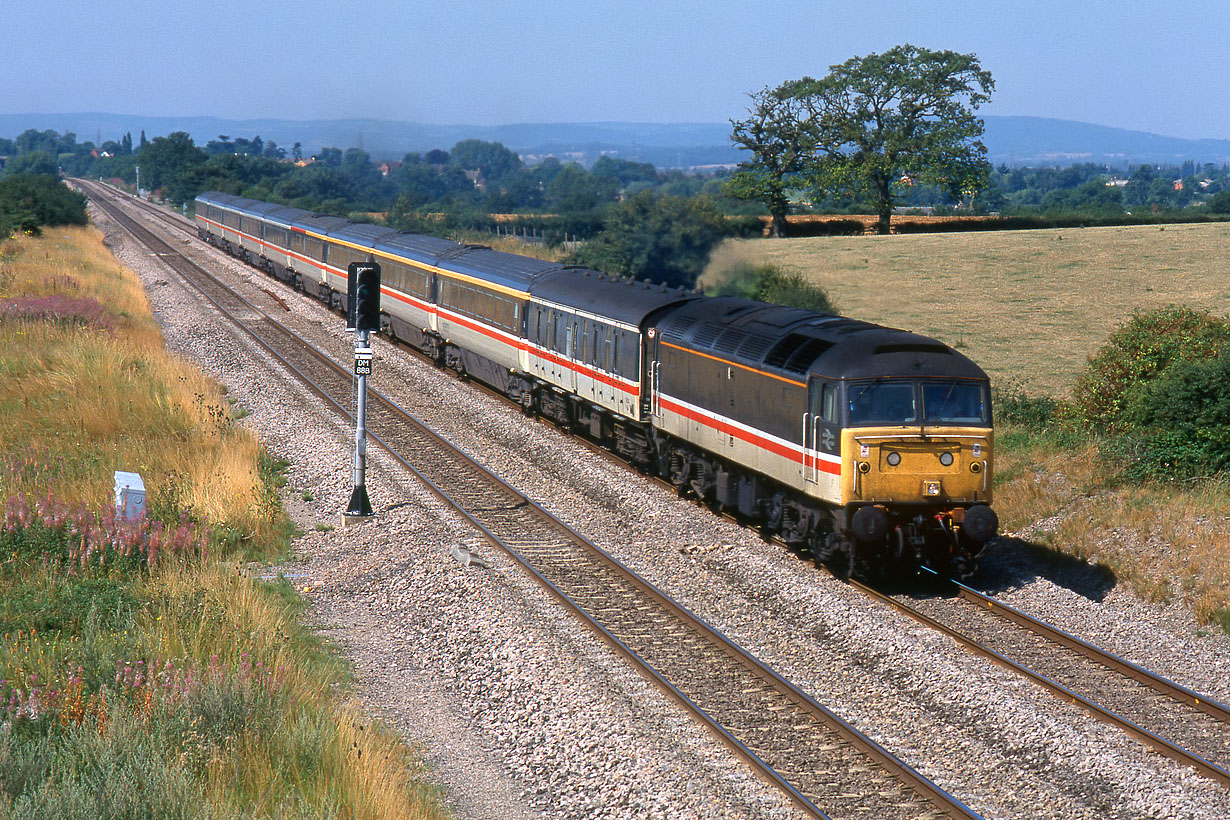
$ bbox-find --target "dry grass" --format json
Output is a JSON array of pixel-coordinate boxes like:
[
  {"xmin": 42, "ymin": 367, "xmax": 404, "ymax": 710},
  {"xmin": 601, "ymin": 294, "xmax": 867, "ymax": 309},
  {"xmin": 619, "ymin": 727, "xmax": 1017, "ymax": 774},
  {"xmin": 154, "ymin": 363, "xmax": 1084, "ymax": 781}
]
[
  {"xmin": 727, "ymin": 221, "xmax": 1230, "ymax": 396},
  {"xmin": 0, "ymin": 227, "xmax": 270, "ymax": 534},
  {"xmin": 994, "ymin": 436, "xmax": 1230, "ymax": 622},
  {"xmin": 145, "ymin": 563, "xmax": 447, "ymax": 820}
]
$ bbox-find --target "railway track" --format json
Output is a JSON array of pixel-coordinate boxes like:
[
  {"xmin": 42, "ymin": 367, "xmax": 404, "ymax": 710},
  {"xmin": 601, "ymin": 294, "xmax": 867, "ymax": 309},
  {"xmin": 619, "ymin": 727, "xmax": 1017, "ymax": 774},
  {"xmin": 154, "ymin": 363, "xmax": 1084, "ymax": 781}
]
[
  {"xmin": 80, "ymin": 180, "xmax": 983, "ymax": 820},
  {"xmin": 858, "ymin": 573, "xmax": 1230, "ymax": 788},
  {"xmin": 90, "ymin": 182, "xmax": 1230, "ymax": 797}
]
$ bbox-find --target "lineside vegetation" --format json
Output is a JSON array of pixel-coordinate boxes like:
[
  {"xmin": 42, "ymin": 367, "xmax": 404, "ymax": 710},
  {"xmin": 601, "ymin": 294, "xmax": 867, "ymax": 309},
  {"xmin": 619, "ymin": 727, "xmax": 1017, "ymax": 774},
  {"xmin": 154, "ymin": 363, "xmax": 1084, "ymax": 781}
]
[
  {"xmin": 993, "ymin": 306, "xmax": 1230, "ymax": 632},
  {"xmin": 0, "ymin": 223, "xmax": 448, "ymax": 818}
]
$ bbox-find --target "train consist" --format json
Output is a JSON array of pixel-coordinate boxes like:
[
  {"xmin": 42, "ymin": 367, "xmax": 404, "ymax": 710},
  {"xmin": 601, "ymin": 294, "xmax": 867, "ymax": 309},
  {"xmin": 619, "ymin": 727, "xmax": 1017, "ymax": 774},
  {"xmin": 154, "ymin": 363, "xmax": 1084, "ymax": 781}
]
[{"xmin": 195, "ymin": 192, "xmax": 999, "ymax": 578}]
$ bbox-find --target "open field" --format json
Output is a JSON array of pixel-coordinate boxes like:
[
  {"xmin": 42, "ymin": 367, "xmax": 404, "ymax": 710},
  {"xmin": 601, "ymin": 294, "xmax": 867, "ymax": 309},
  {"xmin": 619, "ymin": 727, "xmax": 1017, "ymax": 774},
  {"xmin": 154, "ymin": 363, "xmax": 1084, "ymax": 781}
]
[{"xmin": 719, "ymin": 221, "xmax": 1230, "ymax": 397}]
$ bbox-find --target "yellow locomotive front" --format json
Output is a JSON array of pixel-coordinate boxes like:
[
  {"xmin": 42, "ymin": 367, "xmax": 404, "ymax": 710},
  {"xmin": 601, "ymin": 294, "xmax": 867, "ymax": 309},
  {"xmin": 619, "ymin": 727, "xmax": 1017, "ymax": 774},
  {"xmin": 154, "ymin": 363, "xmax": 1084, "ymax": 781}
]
[{"xmin": 835, "ymin": 377, "xmax": 998, "ymax": 578}]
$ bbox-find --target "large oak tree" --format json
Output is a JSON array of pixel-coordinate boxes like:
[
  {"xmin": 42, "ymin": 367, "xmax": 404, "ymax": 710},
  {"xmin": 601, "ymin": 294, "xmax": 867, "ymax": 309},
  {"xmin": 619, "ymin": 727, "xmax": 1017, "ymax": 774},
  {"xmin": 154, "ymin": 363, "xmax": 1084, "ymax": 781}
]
[{"xmin": 796, "ymin": 45, "xmax": 994, "ymax": 234}]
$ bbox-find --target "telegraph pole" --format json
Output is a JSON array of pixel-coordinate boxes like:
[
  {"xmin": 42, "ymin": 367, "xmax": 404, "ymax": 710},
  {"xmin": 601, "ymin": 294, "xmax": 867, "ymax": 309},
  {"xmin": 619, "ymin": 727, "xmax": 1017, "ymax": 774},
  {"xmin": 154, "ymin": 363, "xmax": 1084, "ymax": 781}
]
[{"xmin": 345, "ymin": 260, "xmax": 380, "ymax": 520}]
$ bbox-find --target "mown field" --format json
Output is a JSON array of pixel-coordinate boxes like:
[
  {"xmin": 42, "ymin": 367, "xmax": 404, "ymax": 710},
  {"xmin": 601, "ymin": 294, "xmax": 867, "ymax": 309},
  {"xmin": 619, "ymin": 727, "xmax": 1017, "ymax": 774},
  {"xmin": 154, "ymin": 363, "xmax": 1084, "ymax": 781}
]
[
  {"xmin": 717, "ymin": 221, "xmax": 1230, "ymax": 397},
  {"xmin": 723, "ymin": 222, "xmax": 1230, "ymax": 630},
  {"xmin": 0, "ymin": 226, "xmax": 449, "ymax": 819}
]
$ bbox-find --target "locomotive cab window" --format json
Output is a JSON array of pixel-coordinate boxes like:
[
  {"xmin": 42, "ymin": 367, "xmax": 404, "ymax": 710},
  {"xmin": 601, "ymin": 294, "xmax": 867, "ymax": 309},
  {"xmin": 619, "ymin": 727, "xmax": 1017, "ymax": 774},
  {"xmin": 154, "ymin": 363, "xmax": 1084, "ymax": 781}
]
[
  {"xmin": 922, "ymin": 380, "xmax": 989, "ymax": 425},
  {"xmin": 809, "ymin": 381, "xmax": 840, "ymax": 422},
  {"xmin": 847, "ymin": 380, "xmax": 917, "ymax": 425},
  {"xmin": 845, "ymin": 379, "xmax": 990, "ymax": 426}
]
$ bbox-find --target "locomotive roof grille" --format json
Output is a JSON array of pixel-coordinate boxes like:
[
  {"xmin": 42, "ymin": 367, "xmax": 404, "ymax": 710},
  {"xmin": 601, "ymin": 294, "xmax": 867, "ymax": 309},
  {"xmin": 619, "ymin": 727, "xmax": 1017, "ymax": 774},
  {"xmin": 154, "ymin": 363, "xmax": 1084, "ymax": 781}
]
[
  {"xmin": 782, "ymin": 337, "xmax": 835, "ymax": 374},
  {"xmin": 661, "ymin": 317, "xmax": 697, "ymax": 341},
  {"xmin": 714, "ymin": 329, "xmax": 752, "ymax": 355},
  {"xmin": 736, "ymin": 333, "xmax": 775, "ymax": 359},
  {"xmin": 764, "ymin": 333, "xmax": 816, "ymax": 369},
  {"xmin": 874, "ymin": 343, "xmax": 952, "ymax": 356},
  {"xmin": 693, "ymin": 323, "xmax": 723, "ymax": 348}
]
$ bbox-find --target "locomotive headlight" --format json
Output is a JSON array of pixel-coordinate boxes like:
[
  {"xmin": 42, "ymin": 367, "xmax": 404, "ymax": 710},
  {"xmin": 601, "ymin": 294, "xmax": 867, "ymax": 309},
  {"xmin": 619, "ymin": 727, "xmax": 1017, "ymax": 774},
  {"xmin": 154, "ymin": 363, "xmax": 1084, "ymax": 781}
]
[
  {"xmin": 858, "ymin": 461, "xmax": 871, "ymax": 474},
  {"xmin": 970, "ymin": 462, "xmax": 983, "ymax": 474},
  {"xmin": 886, "ymin": 451, "xmax": 901, "ymax": 467},
  {"xmin": 924, "ymin": 481, "xmax": 941, "ymax": 496},
  {"xmin": 939, "ymin": 452, "xmax": 954, "ymax": 466}
]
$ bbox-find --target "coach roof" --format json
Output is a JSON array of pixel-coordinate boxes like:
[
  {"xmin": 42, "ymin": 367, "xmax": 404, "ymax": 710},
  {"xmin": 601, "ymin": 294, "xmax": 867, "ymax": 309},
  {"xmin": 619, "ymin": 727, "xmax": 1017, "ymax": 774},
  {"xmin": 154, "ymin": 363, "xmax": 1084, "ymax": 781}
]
[
  {"xmin": 373, "ymin": 232, "xmax": 465, "ymax": 267},
  {"xmin": 289, "ymin": 214, "xmax": 351, "ymax": 235},
  {"xmin": 327, "ymin": 222, "xmax": 399, "ymax": 248},
  {"xmin": 532, "ymin": 269, "xmax": 698, "ymax": 327},
  {"xmin": 262, "ymin": 205, "xmax": 314, "ymax": 228},
  {"xmin": 436, "ymin": 246, "xmax": 569, "ymax": 293}
]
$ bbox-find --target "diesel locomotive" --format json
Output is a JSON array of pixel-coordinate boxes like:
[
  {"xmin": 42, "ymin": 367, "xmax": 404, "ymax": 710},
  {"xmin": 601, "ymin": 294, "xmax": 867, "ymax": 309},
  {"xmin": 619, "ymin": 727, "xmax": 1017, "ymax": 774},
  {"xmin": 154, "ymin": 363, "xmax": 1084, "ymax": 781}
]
[{"xmin": 195, "ymin": 191, "xmax": 998, "ymax": 579}]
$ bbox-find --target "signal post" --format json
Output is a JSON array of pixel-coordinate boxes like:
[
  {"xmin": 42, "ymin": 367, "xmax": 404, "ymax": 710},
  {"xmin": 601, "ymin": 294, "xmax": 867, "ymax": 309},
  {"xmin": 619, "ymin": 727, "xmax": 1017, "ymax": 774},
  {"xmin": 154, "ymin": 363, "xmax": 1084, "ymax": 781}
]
[{"xmin": 345, "ymin": 260, "xmax": 381, "ymax": 521}]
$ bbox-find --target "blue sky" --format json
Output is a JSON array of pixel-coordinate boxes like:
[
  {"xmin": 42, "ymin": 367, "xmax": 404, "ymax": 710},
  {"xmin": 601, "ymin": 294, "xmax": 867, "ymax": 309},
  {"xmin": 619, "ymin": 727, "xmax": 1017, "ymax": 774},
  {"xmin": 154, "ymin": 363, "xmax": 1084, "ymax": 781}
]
[{"xmin": 5, "ymin": 0, "xmax": 1227, "ymax": 140}]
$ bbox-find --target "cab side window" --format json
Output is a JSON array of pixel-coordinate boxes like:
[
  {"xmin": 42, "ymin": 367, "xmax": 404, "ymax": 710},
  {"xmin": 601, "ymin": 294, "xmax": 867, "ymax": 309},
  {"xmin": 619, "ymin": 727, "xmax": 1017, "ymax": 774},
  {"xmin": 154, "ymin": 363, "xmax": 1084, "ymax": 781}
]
[{"xmin": 810, "ymin": 382, "xmax": 839, "ymax": 422}]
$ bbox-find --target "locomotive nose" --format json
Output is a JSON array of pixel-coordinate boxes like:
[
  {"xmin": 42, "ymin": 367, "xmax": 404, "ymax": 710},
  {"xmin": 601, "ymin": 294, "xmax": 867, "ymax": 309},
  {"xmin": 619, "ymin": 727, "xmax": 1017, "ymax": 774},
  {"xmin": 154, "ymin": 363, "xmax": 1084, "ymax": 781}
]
[{"xmin": 962, "ymin": 504, "xmax": 998, "ymax": 542}]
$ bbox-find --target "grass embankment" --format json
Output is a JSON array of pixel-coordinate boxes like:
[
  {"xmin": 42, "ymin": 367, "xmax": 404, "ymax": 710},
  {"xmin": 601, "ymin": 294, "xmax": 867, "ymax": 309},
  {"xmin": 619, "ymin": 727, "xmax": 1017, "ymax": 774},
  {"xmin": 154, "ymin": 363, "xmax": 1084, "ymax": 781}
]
[
  {"xmin": 728, "ymin": 224, "xmax": 1230, "ymax": 631},
  {"xmin": 0, "ymin": 227, "xmax": 448, "ymax": 818},
  {"xmin": 993, "ymin": 423, "xmax": 1229, "ymax": 630}
]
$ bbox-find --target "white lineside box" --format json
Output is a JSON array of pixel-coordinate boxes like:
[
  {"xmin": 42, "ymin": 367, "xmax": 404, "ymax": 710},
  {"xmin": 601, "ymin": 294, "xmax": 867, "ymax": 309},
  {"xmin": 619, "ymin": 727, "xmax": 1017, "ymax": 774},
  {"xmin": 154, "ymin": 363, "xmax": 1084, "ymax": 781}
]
[{"xmin": 114, "ymin": 471, "xmax": 146, "ymax": 520}]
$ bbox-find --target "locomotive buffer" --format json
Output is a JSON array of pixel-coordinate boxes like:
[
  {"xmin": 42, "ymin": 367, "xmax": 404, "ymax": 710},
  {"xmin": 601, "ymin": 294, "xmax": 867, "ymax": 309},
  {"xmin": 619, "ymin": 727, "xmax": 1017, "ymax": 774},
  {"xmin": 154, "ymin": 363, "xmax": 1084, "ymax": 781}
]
[{"xmin": 345, "ymin": 260, "xmax": 381, "ymax": 520}]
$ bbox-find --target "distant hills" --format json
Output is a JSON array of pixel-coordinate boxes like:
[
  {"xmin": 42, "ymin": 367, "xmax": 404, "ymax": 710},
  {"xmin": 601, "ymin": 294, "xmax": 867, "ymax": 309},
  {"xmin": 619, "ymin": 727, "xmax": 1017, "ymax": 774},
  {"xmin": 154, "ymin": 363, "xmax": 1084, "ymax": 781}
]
[{"xmin": 2, "ymin": 112, "xmax": 1228, "ymax": 169}]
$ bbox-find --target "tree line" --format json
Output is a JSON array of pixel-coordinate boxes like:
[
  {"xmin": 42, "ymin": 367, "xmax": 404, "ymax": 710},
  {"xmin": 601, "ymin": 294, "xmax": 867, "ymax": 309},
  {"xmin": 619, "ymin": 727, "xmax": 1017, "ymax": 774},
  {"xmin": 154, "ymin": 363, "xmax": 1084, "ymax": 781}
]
[{"xmin": 4, "ymin": 43, "xmax": 1229, "ymax": 288}]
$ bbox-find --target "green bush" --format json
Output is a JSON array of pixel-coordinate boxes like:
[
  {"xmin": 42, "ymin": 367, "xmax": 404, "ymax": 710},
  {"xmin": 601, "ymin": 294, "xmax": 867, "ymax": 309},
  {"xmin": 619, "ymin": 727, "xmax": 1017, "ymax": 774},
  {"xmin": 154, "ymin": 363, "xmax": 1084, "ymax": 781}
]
[
  {"xmin": 1113, "ymin": 353, "xmax": 1230, "ymax": 477},
  {"xmin": 1207, "ymin": 190, "xmax": 1230, "ymax": 214},
  {"xmin": 992, "ymin": 385, "xmax": 1060, "ymax": 430},
  {"xmin": 0, "ymin": 175, "xmax": 88, "ymax": 237},
  {"xmin": 1069, "ymin": 306, "xmax": 1230, "ymax": 430},
  {"xmin": 783, "ymin": 218, "xmax": 865, "ymax": 237},
  {"xmin": 568, "ymin": 191, "xmax": 730, "ymax": 288},
  {"xmin": 1068, "ymin": 307, "xmax": 1230, "ymax": 480}
]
